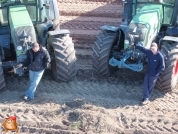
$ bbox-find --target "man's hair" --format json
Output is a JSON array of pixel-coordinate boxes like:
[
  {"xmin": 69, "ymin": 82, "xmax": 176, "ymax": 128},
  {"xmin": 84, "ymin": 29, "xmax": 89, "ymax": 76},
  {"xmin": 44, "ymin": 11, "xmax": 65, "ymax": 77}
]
[
  {"xmin": 151, "ymin": 42, "xmax": 158, "ymax": 48},
  {"xmin": 31, "ymin": 42, "xmax": 39, "ymax": 49}
]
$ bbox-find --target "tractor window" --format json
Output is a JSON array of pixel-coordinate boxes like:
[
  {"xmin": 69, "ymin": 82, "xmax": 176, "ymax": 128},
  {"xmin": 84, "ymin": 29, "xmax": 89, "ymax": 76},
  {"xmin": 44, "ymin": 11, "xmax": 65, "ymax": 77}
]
[
  {"xmin": 136, "ymin": 0, "xmax": 175, "ymax": 25},
  {"xmin": 136, "ymin": 4, "xmax": 145, "ymax": 13},
  {"xmin": 0, "ymin": 0, "xmax": 36, "ymax": 7},
  {"xmin": 21, "ymin": 0, "xmax": 37, "ymax": 22},
  {"xmin": 160, "ymin": 0, "xmax": 175, "ymax": 5},
  {"xmin": 0, "ymin": 0, "xmax": 15, "ymax": 7},
  {"xmin": 26, "ymin": 6, "xmax": 36, "ymax": 21},
  {"xmin": 163, "ymin": 6, "xmax": 173, "ymax": 24},
  {"xmin": 0, "ymin": 8, "xmax": 8, "ymax": 26},
  {"xmin": 136, "ymin": 0, "xmax": 159, "ymax": 14},
  {"xmin": 0, "ymin": 0, "xmax": 37, "ymax": 25}
]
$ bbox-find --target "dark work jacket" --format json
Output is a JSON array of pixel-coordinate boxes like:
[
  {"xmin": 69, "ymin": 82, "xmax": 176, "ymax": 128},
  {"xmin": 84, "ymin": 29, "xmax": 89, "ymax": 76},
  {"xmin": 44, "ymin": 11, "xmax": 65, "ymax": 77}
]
[
  {"xmin": 135, "ymin": 44, "xmax": 165, "ymax": 76},
  {"xmin": 22, "ymin": 47, "xmax": 51, "ymax": 71}
]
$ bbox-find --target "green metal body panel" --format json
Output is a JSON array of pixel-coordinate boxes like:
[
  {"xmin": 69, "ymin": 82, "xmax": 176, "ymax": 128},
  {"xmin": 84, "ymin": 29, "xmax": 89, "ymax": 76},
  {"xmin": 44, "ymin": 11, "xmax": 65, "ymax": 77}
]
[
  {"xmin": 131, "ymin": 1, "xmax": 175, "ymax": 25},
  {"xmin": 9, "ymin": 5, "xmax": 34, "ymax": 56},
  {"xmin": 129, "ymin": 4, "xmax": 163, "ymax": 48},
  {"xmin": 9, "ymin": 6, "xmax": 33, "ymax": 30}
]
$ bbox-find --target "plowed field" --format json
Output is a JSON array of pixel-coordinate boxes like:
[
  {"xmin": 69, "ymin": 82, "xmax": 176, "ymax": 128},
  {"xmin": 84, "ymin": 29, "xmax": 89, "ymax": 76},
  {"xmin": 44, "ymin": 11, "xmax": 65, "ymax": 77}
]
[{"xmin": 0, "ymin": 0, "xmax": 178, "ymax": 133}]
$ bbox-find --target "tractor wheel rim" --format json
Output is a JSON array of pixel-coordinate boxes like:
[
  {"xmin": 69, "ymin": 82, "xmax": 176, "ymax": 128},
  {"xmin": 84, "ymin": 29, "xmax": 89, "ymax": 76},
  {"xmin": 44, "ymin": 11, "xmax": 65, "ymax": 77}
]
[
  {"xmin": 173, "ymin": 60, "xmax": 178, "ymax": 87},
  {"xmin": 174, "ymin": 60, "xmax": 178, "ymax": 77}
]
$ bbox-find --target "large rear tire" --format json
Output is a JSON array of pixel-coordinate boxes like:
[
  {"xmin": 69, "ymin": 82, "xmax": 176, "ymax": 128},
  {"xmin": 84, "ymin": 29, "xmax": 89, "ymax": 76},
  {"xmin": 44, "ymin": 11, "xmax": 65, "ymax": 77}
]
[
  {"xmin": 156, "ymin": 42, "xmax": 178, "ymax": 92},
  {"xmin": 0, "ymin": 56, "xmax": 5, "ymax": 90},
  {"xmin": 92, "ymin": 31, "xmax": 118, "ymax": 76},
  {"xmin": 48, "ymin": 34, "xmax": 77, "ymax": 82}
]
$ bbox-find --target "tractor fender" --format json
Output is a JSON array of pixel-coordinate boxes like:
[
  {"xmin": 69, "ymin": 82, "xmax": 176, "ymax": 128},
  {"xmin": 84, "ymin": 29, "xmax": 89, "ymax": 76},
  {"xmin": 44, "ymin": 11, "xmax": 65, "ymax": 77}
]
[
  {"xmin": 166, "ymin": 27, "xmax": 178, "ymax": 37},
  {"xmin": 47, "ymin": 29, "xmax": 71, "ymax": 52},
  {"xmin": 100, "ymin": 24, "xmax": 127, "ymax": 37},
  {"xmin": 163, "ymin": 36, "xmax": 178, "ymax": 43},
  {"xmin": 48, "ymin": 29, "xmax": 70, "ymax": 36},
  {"xmin": 36, "ymin": 20, "xmax": 53, "ymax": 46},
  {"xmin": 159, "ymin": 36, "xmax": 178, "ymax": 49},
  {"xmin": 100, "ymin": 25, "xmax": 120, "ymax": 33}
]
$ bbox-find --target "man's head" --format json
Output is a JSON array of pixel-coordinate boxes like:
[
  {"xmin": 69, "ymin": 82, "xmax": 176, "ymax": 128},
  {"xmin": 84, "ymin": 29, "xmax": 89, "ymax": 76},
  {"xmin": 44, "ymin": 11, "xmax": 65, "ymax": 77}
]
[
  {"xmin": 32, "ymin": 42, "xmax": 40, "ymax": 52},
  {"xmin": 150, "ymin": 42, "xmax": 158, "ymax": 54}
]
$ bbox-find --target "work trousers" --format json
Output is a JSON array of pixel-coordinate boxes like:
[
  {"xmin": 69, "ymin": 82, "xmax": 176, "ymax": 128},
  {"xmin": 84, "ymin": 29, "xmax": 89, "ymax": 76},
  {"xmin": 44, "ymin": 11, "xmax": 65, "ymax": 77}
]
[
  {"xmin": 25, "ymin": 70, "xmax": 44, "ymax": 99},
  {"xmin": 143, "ymin": 73, "xmax": 159, "ymax": 100}
]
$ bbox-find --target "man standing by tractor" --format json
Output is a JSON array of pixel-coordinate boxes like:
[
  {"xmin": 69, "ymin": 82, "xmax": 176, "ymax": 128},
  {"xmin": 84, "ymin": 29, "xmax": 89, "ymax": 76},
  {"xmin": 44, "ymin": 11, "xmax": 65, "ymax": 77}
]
[
  {"xmin": 16, "ymin": 42, "xmax": 50, "ymax": 101},
  {"xmin": 134, "ymin": 42, "xmax": 165, "ymax": 105}
]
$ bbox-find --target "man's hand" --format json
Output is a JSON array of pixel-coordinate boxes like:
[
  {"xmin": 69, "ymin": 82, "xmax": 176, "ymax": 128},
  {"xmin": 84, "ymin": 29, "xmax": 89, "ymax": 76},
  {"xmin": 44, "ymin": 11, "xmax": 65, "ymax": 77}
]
[{"xmin": 16, "ymin": 63, "xmax": 23, "ymax": 68}]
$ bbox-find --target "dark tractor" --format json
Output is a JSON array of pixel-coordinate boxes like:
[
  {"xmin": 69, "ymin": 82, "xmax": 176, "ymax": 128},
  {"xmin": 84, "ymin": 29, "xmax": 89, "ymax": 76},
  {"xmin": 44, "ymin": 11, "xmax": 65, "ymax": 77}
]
[
  {"xmin": 92, "ymin": 0, "xmax": 178, "ymax": 91},
  {"xmin": 0, "ymin": 0, "xmax": 77, "ymax": 90}
]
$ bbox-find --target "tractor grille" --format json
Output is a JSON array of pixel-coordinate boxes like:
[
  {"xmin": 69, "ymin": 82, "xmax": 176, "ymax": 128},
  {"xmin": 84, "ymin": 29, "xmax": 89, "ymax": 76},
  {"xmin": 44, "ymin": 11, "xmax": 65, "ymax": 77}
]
[
  {"xmin": 126, "ymin": 23, "xmax": 148, "ymax": 43},
  {"xmin": 14, "ymin": 26, "xmax": 36, "ymax": 47}
]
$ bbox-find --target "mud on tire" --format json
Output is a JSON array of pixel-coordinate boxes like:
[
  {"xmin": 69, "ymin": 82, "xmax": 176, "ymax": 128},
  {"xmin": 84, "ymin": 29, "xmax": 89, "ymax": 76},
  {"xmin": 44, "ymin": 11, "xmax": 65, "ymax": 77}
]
[
  {"xmin": 0, "ymin": 56, "xmax": 5, "ymax": 90},
  {"xmin": 156, "ymin": 42, "xmax": 178, "ymax": 92},
  {"xmin": 48, "ymin": 34, "xmax": 77, "ymax": 82},
  {"xmin": 92, "ymin": 31, "xmax": 118, "ymax": 76}
]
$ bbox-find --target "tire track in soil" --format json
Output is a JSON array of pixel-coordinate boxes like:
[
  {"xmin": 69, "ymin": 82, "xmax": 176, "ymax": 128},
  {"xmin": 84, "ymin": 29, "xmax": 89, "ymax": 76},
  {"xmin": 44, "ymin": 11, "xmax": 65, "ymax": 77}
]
[
  {"xmin": 57, "ymin": 0, "xmax": 178, "ymax": 133},
  {"xmin": 1, "ymin": 73, "xmax": 178, "ymax": 133},
  {"xmin": 0, "ymin": 0, "xmax": 178, "ymax": 133}
]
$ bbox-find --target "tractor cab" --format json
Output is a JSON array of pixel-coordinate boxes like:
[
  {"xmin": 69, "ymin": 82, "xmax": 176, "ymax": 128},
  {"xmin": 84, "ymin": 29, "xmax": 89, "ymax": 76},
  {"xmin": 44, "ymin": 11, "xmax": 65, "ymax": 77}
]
[
  {"xmin": 0, "ymin": 0, "xmax": 37, "ymax": 27},
  {"xmin": 122, "ymin": 0, "xmax": 176, "ymax": 25},
  {"xmin": 0, "ymin": 0, "xmax": 77, "ymax": 91},
  {"xmin": 122, "ymin": 0, "xmax": 178, "ymax": 48},
  {"xmin": 0, "ymin": 0, "xmax": 59, "ymax": 61}
]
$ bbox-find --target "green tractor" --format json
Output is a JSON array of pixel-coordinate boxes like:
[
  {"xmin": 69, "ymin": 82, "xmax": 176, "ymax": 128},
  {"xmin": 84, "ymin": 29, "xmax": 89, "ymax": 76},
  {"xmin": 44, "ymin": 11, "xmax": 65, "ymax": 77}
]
[
  {"xmin": 92, "ymin": 0, "xmax": 178, "ymax": 91},
  {"xmin": 0, "ymin": 0, "xmax": 77, "ymax": 90}
]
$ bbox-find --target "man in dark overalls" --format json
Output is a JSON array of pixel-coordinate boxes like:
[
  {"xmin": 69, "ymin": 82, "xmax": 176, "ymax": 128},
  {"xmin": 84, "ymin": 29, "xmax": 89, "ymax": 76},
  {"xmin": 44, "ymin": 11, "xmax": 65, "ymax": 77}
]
[
  {"xmin": 17, "ymin": 42, "xmax": 51, "ymax": 101},
  {"xmin": 134, "ymin": 42, "xmax": 165, "ymax": 105}
]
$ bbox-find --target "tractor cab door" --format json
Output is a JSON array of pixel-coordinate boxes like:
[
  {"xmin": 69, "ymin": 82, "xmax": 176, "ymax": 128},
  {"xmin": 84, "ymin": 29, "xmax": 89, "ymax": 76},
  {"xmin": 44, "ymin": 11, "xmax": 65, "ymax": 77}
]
[{"xmin": 0, "ymin": 2, "xmax": 11, "ymax": 58}]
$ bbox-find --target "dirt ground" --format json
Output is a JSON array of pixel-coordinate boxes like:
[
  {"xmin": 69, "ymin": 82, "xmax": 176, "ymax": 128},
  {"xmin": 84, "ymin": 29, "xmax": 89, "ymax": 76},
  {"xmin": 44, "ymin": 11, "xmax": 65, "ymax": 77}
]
[
  {"xmin": 0, "ymin": 69, "xmax": 178, "ymax": 134},
  {"xmin": 0, "ymin": 0, "xmax": 178, "ymax": 133}
]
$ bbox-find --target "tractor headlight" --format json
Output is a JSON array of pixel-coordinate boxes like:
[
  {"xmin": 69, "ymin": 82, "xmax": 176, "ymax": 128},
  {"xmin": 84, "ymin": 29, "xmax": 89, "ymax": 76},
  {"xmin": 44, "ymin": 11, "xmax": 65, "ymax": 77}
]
[{"xmin": 17, "ymin": 46, "xmax": 22, "ymax": 50}]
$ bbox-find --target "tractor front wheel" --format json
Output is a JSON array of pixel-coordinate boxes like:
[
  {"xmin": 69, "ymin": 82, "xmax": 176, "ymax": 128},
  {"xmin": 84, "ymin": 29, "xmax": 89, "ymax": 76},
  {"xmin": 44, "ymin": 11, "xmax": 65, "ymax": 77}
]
[
  {"xmin": 0, "ymin": 56, "xmax": 5, "ymax": 90},
  {"xmin": 92, "ymin": 31, "xmax": 118, "ymax": 76},
  {"xmin": 48, "ymin": 34, "xmax": 77, "ymax": 82},
  {"xmin": 156, "ymin": 42, "xmax": 178, "ymax": 91}
]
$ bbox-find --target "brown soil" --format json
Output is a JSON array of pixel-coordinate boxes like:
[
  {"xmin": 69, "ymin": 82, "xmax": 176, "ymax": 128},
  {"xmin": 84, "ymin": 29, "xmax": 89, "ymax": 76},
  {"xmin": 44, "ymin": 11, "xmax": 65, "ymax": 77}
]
[
  {"xmin": 0, "ymin": 0, "xmax": 178, "ymax": 134},
  {"xmin": 0, "ymin": 70, "xmax": 178, "ymax": 134}
]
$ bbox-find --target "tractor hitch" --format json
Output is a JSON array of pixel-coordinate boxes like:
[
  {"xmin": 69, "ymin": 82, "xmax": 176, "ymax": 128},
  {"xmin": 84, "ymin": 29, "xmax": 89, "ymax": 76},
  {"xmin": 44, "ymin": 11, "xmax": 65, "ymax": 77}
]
[{"xmin": 109, "ymin": 50, "xmax": 143, "ymax": 72}]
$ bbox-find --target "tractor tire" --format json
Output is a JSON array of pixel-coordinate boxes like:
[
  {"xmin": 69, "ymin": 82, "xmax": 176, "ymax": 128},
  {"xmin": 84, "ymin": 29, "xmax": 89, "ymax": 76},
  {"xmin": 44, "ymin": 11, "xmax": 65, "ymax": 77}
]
[
  {"xmin": 0, "ymin": 56, "xmax": 5, "ymax": 91},
  {"xmin": 48, "ymin": 34, "xmax": 77, "ymax": 82},
  {"xmin": 92, "ymin": 31, "xmax": 118, "ymax": 76},
  {"xmin": 156, "ymin": 42, "xmax": 178, "ymax": 92}
]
